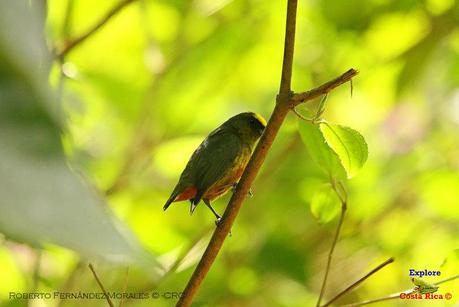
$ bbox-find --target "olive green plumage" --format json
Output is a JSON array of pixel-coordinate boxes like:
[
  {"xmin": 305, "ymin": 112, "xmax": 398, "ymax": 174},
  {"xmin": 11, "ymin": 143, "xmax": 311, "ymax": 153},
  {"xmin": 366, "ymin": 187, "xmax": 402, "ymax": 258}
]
[{"xmin": 163, "ymin": 112, "xmax": 266, "ymax": 219}]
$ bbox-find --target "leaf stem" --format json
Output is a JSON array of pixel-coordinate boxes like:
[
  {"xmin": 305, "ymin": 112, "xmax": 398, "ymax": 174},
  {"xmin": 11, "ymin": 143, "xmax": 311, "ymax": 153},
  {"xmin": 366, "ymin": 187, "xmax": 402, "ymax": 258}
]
[{"xmin": 291, "ymin": 69, "xmax": 358, "ymax": 106}]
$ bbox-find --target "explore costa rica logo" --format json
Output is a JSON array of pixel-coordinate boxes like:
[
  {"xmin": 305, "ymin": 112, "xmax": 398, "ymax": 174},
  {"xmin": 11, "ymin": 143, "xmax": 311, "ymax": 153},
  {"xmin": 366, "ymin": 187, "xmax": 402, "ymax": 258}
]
[
  {"xmin": 400, "ymin": 292, "xmax": 453, "ymax": 300},
  {"xmin": 400, "ymin": 269, "xmax": 453, "ymax": 301}
]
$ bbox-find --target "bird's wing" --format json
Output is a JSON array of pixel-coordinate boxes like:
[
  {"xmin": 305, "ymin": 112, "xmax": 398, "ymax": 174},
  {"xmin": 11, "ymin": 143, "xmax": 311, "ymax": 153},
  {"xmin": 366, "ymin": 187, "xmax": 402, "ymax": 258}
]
[
  {"xmin": 163, "ymin": 128, "xmax": 230, "ymax": 211},
  {"xmin": 189, "ymin": 129, "xmax": 242, "ymax": 205}
]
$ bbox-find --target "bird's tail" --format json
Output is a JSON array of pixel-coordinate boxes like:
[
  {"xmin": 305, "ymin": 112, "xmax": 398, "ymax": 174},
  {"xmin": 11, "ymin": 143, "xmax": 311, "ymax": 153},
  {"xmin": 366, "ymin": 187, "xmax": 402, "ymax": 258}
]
[
  {"xmin": 163, "ymin": 191, "xmax": 178, "ymax": 211},
  {"xmin": 190, "ymin": 199, "xmax": 198, "ymax": 215},
  {"xmin": 189, "ymin": 190, "xmax": 204, "ymax": 215}
]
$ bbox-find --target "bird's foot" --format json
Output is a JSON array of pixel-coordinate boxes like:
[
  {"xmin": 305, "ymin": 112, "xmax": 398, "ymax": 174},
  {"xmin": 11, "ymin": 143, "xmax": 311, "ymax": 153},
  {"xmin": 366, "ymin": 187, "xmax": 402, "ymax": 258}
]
[{"xmin": 231, "ymin": 183, "xmax": 254, "ymax": 198}]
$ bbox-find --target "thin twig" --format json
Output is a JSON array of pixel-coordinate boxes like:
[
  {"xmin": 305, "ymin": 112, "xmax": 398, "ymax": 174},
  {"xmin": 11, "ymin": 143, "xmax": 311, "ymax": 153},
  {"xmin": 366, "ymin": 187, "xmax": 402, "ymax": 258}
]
[
  {"xmin": 321, "ymin": 257, "xmax": 395, "ymax": 307},
  {"xmin": 436, "ymin": 274, "xmax": 459, "ymax": 285},
  {"xmin": 343, "ymin": 274, "xmax": 459, "ymax": 307},
  {"xmin": 292, "ymin": 107, "xmax": 312, "ymax": 121},
  {"xmin": 88, "ymin": 263, "xmax": 115, "ymax": 307},
  {"xmin": 57, "ymin": 0, "xmax": 137, "ymax": 58},
  {"xmin": 291, "ymin": 69, "xmax": 358, "ymax": 107},
  {"xmin": 316, "ymin": 201, "xmax": 347, "ymax": 306}
]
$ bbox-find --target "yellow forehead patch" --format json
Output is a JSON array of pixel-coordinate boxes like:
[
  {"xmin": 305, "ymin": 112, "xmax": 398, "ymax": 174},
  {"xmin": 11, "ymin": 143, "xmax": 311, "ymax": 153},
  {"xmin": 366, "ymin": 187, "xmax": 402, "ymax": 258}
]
[{"xmin": 253, "ymin": 113, "xmax": 267, "ymax": 127}]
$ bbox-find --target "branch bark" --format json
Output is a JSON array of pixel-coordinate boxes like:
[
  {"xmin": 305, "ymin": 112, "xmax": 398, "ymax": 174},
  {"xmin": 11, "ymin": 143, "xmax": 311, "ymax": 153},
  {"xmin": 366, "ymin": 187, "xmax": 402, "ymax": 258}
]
[
  {"xmin": 56, "ymin": 0, "xmax": 137, "ymax": 58},
  {"xmin": 175, "ymin": 0, "xmax": 359, "ymax": 306},
  {"xmin": 291, "ymin": 68, "xmax": 358, "ymax": 106},
  {"xmin": 176, "ymin": 1, "xmax": 298, "ymax": 305}
]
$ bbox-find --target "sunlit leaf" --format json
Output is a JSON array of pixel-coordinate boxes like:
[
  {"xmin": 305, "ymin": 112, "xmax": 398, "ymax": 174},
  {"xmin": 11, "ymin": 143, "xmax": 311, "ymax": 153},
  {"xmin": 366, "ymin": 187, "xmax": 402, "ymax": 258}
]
[
  {"xmin": 298, "ymin": 121, "xmax": 346, "ymax": 180},
  {"xmin": 319, "ymin": 122, "xmax": 368, "ymax": 178},
  {"xmin": 310, "ymin": 185, "xmax": 341, "ymax": 224}
]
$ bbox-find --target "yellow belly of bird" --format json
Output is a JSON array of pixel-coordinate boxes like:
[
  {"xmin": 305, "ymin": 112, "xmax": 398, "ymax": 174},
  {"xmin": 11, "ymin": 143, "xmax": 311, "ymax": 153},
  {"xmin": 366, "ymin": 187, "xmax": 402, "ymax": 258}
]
[{"xmin": 204, "ymin": 151, "xmax": 250, "ymax": 201}]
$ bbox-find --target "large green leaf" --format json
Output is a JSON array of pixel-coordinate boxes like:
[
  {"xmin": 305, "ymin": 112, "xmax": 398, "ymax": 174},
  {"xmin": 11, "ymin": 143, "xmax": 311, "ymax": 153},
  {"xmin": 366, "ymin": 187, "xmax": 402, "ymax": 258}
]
[
  {"xmin": 298, "ymin": 121, "xmax": 346, "ymax": 180},
  {"xmin": 319, "ymin": 122, "xmax": 368, "ymax": 178},
  {"xmin": 0, "ymin": 0, "xmax": 153, "ymax": 265}
]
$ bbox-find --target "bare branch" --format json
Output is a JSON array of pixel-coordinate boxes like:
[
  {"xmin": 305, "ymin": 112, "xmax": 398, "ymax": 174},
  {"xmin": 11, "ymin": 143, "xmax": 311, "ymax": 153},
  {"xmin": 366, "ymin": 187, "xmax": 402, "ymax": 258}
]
[
  {"xmin": 316, "ymin": 201, "xmax": 347, "ymax": 306},
  {"xmin": 175, "ymin": 1, "xmax": 299, "ymax": 305},
  {"xmin": 278, "ymin": 0, "xmax": 297, "ymax": 96},
  {"xmin": 321, "ymin": 257, "xmax": 395, "ymax": 307},
  {"xmin": 291, "ymin": 69, "xmax": 358, "ymax": 106},
  {"xmin": 436, "ymin": 274, "xmax": 459, "ymax": 285},
  {"xmin": 57, "ymin": 0, "xmax": 137, "ymax": 58},
  {"xmin": 88, "ymin": 263, "xmax": 114, "ymax": 307}
]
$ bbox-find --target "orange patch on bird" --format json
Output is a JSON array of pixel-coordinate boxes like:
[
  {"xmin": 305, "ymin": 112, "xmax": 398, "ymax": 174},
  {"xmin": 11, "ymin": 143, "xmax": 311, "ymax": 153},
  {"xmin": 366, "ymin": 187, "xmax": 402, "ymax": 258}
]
[
  {"xmin": 204, "ymin": 185, "xmax": 232, "ymax": 201},
  {"xmin": 204, "ymin": 164, "xmax": 247, "ymax": 201},
  {"xmin": 174, "ymin": 186, "xmax": 197, "ymax": 201}
]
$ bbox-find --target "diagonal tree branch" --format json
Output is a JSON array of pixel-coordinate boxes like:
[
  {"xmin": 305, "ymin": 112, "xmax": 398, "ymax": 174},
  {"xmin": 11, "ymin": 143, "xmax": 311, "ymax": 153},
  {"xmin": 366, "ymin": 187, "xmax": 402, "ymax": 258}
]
[
  {"xmin": 321, "ymin": 257, "xmax": 395, "ymax": 307},
  {"xmin": 56, "ymin": 0, "xmax": 137, "ymax": 58},
  {"xmin": 175, "ymin": 1, "xmax": 298, "ymax": 305},
  {"xmin": 175, "ymin": 0, "xmax": 359, "ymax": 305}
]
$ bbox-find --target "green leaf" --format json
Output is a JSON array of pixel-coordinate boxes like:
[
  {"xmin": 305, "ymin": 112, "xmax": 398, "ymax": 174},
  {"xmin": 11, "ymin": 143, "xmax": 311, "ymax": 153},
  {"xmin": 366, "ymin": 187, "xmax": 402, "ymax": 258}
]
[
  {"xmin": 298, "ymin": 121, "xmax": 346, "ymax": 180},
  {"xmin": 0, "ymin": 1, "xmax": 155, "ymax": 266},
  {"xmin": 319, "ymin": 123, "xmax": 368, "ymax": 178},
  {"xmin": 310, "ymin": 185, "xmax": 341, "ymax": 224}
]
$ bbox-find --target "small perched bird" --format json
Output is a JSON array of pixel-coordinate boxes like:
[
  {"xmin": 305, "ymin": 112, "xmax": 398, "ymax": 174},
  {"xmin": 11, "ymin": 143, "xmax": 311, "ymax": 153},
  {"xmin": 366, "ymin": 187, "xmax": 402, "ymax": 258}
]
[{"xmin": 163, "ymin": 112, "xmax": 266, "ymax": 223}]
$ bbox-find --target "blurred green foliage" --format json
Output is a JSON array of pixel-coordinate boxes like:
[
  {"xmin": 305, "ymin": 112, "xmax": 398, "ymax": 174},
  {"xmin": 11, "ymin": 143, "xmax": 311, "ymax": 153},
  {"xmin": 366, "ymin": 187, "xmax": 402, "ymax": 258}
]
[{"xmin": 1, "ymin": 0, "xmax": 459, "ymax": 306}]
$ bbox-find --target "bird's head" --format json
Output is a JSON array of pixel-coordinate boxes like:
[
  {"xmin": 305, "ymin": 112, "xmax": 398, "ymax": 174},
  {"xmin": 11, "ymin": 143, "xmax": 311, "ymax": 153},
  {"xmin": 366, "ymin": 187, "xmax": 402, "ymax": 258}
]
[{"xmin": 225, "ymin": 112, "xmax": 267, "ymax": 144}]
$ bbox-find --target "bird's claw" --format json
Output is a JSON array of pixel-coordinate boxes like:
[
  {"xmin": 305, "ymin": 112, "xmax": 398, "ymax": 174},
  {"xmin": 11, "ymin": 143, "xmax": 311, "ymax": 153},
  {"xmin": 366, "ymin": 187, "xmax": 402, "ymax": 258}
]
[{"xmin": 231, "ymin": 183, "xmax": 253, "ymax": 198}]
